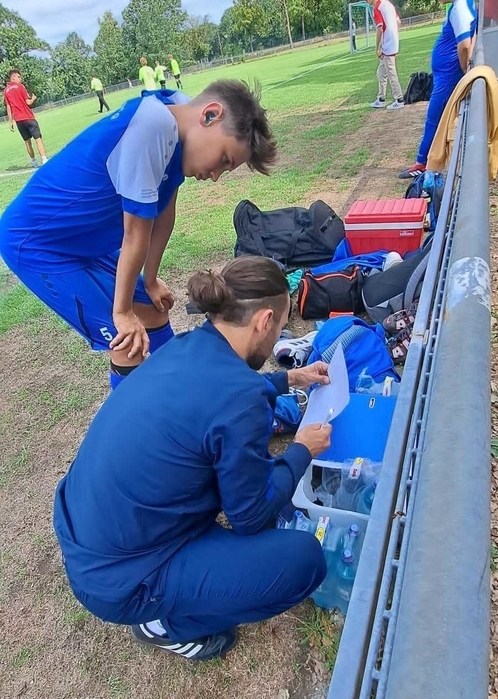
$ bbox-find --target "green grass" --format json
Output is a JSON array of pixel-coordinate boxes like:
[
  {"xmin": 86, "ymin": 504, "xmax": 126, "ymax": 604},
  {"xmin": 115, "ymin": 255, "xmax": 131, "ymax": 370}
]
[
  {"xmin": 0, "ymin": 23, "xmax": 439, "ymax": 338},
  {"xmin": 297, "ymin": 605, "xmax": 343, "ymax": 671}
]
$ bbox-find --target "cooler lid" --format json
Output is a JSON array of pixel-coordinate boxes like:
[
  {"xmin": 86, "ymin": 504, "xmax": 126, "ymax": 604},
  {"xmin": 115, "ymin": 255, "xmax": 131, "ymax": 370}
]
[{"xmin": 345, "ymin": 198, "xmax": 428, "ymax": 224}]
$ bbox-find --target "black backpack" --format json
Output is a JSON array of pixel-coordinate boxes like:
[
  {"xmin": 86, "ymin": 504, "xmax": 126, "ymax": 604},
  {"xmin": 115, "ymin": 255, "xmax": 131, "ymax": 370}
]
[
  {"xmin": 403, "ymin": 72, "xmax": 433, "ymax": 104},
  {"xmin": 233, "ymin": 199, "xmax": 345, "ymax": 272},
  {"xmin": 361, "ymin": 245, "xmax": 431, "ymax": 324}
]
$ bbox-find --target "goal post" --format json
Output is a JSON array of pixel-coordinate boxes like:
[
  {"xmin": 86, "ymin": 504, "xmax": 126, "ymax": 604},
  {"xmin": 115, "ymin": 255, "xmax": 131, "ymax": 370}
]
[{"xmin": 348, "ymin": 1, "xmax": 375, "ymax": 53}]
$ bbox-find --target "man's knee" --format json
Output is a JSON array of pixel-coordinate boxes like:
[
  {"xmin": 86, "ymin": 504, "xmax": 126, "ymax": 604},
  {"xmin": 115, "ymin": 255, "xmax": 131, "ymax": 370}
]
[{"xmin": 279, "ymin": 530, "xmax": 327, "ymax": 599}]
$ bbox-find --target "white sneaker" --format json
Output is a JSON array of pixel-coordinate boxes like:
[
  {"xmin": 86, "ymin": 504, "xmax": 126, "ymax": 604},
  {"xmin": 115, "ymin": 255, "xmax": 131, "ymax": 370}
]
[
  {"xmin": 370, "ymin": 98, "xmax": 386, "ymax": 108},
  {"xmin": 41, "ymin": 156, "xmax": 49, "ymax": 164},
  {"xmin": 30, "ymin": 158, "xmax": 38, "ymax": 168},
  {"xmin": 386, "ymin": 100, "xmax": 405, "ymax": 111},
  {"xmin": 273, "ymin": 331, "xmax": 318, "ymax": 369}
]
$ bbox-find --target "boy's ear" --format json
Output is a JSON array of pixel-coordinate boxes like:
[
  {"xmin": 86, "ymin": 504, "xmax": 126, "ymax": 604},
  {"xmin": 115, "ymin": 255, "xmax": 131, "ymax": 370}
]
[{"xmin": 200, "ymin": 102, "xmax": 224, "ymax": 127}]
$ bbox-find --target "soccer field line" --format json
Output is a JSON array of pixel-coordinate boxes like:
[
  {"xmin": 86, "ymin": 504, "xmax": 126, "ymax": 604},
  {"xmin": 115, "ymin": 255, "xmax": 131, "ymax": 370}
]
[
  {"xmin": 0, "ymin": 168, "xmax": 32, "ymax": 179},
  {"xmin": 262, "ymin": 51, "xmax": 349, "ymax": 92}
]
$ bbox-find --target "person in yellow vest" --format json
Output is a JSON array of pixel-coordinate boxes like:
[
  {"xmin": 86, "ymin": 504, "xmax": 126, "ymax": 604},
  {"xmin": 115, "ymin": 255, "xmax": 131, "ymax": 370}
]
[
  {"xmin": 139, "ymin": 58, "xmax": 157, "ymax": 91},
  {"xmin": 168, "ymin": 55, "xmax": 183, "ymax": 90},
  {"xmin": 91, "ymin": 76, "xmax": 110, "ymax": 113},
  {"xmin": 155, "ymin": 61, "xmax": 167, "ymax": 88}
]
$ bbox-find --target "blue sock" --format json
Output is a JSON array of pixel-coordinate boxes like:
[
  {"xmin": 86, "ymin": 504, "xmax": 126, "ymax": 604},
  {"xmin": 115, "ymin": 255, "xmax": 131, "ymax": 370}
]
[
  {"xmin": 147, "ymin": 321, "xmax": 174, "ymax": 354},
  {"xmin": 109, "ymin": 370, "xmax": 126, "ymax": 391}
]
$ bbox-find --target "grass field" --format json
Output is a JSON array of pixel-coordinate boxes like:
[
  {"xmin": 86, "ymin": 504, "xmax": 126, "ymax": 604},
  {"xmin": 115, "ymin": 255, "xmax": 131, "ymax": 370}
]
[{"xmin": 0, "ymin": 24, "xmax": 439, "ymax": 699}]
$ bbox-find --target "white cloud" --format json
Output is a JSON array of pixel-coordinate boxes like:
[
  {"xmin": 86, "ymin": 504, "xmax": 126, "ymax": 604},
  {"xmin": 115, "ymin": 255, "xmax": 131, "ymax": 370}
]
[{"xmin": 4, "ymin": 0, "xmax": 233, "ymax": 47}]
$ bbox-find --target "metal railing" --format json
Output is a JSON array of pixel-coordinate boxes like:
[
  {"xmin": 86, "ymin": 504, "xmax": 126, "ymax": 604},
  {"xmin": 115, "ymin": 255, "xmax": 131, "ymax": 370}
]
[{"xmin": 328, "ymin": 4, "xmax": 492, "ymax": 698}]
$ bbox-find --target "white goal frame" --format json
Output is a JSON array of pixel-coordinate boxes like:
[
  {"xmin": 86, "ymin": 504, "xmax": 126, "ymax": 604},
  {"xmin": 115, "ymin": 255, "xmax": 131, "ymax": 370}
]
[{"xmin": 348, "ymin": 1, "xmax": 375, "ymax": 53}]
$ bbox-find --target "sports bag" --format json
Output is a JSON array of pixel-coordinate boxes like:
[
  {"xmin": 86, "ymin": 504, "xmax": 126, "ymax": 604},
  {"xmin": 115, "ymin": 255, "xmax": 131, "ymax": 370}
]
[
  {"xmin": 297, "ymin": 265, "xmax": 364, "ymax": 320},
  {"xmin": 233, "ymin": 199, "xmax": 345, "ymax": 271},
  {"xmin": 405, "ymin": 171, "xmax": 445, "ymax": 232},
  {"xmin": 403, "ymin": 72, "xmax": 433, "ymax": 104},
  {"xmin": 307, "ymin": 316, "xmax": 399, "ymax": 391},
  {"xmin": 361, "ymin": 246, "xmax": 431, "ymax": 324}
]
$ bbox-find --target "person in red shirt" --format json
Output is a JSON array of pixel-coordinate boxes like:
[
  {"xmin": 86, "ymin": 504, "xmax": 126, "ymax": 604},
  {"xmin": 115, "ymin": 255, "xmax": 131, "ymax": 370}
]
[{"xmin": 3, "ymin": 69, "xmax": 48, "ymax": 168}]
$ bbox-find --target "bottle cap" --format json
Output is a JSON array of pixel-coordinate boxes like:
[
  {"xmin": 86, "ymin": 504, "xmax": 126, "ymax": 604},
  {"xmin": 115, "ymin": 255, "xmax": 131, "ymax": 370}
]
[{"xmin": 343, "ymin": 549, "xmax": 354, "ymax": 563}]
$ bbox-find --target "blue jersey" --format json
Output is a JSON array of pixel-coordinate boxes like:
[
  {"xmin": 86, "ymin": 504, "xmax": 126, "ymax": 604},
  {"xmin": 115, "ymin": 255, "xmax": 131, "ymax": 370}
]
[
  {"xmin": 0, "ymin": 90, "xmax": 187, "ymax": 273},
  {"xmin": 432, "ymin": 0, "xmax": 477, "ymax": 76},
  {"xmin": 53, "ymin": 321, "xmax": 311, "ymax": 605}
]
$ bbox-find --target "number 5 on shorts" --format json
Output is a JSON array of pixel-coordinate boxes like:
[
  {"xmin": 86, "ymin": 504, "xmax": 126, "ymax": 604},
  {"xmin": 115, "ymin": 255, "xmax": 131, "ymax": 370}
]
[{"xmin": 100, "ymin": 327, "xmax": 113, "ymax": 342}]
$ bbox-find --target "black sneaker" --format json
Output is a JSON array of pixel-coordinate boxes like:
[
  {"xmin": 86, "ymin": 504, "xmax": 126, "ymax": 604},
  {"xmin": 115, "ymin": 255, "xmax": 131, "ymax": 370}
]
[{"xmin": 131, "ymin": 623, "xmax": 238, "ymax": 661}]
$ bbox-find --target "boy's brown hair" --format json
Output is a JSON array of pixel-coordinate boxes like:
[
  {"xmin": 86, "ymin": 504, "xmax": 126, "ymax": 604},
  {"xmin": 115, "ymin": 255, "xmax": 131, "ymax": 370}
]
[{"xmin": 193, "ymin": 80, "xmax": 277, "ymax": 176}]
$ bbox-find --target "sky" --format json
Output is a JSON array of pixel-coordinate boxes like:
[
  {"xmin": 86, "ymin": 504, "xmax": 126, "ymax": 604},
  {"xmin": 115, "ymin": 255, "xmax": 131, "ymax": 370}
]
[{"xmin": 5, "ymin": 0, "xmax": 234, "ymax": 47}]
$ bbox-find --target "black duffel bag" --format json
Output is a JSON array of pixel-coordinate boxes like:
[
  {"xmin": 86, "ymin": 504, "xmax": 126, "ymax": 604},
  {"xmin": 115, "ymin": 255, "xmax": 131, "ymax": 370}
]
[
  {"xmin": 233, "ymin": 199, "xmax": 345, "ymax": 271},
  {"xmin": 297, "ymin": 265, "xmax": 365, "ymax": 320}
]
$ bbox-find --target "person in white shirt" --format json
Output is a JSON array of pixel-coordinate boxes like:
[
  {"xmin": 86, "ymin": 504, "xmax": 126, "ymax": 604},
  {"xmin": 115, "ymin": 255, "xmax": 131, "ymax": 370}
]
[{"xmin": 368, "ymin": 0, "xmax": 404, "ymax": 111}]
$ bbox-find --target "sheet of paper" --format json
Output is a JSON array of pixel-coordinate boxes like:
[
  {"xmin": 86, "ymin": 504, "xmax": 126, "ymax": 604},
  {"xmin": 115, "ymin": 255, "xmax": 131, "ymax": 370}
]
[{"xmin": 297, "ymin": 343, "xmax": 350, "ymax": 431}]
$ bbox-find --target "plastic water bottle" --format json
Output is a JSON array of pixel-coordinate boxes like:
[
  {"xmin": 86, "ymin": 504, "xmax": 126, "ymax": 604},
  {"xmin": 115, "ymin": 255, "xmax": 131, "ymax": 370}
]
[
  {"xmin": 311, "ymin": 548, "xmax": 337, "ymax": 609},
  {"xmin": 335, "ymin": 549, "xmax": 357, "ymax": 614},
  {"xmin": 341, "ymin": 523, "xmax": 360, "ymax": 553},
  {"xmin": 356, "ymin": 480, "xmax": 378, "ymax": 515},
  {"xmin": 293, "ymin": 510, "xmax": 313, "ymax": 532}
]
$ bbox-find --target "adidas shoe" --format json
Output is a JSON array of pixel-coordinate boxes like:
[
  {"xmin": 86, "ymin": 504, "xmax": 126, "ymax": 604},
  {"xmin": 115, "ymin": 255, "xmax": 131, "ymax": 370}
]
[
  {"xmin": 398, "ymin": 164, "xmax": 426, "ymax": 180},
  {"xmin": 386, "ymin": 99, "xmax": 404, "ymax": 111},
  {"xmin": 370, "ymin": 98, "xmax": 386, "ymax": 108},
  {"xmin": 273, "ymin": 331, "xmax": 317, "ymax": 369},
  {"xmin": 386, "ymin": 327, "xmax": 412, "ymax": 364},
  {"xmin": 131, "ymin": 623, "xmax": 238, "ymax": 661},
  {"xmin": 382, "ymin": 301, "xmax": 419, "ymax": 336}
]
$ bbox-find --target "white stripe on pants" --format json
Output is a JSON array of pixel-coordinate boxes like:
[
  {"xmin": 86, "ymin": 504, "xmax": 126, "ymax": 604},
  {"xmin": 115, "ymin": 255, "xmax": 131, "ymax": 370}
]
[{"xmin": 377, "ymin": 55, "xmax": 403, "ymax": 101}]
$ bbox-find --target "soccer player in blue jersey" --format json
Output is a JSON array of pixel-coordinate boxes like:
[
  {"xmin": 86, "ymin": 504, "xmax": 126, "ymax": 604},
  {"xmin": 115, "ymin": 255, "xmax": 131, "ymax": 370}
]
[
  {"xmin": 0, "ymin": 81, "xmax": 276, "ymax": 389},
  {"xmin": 398, "ymin": 0, "xmax": 477, "ymax": 179}
]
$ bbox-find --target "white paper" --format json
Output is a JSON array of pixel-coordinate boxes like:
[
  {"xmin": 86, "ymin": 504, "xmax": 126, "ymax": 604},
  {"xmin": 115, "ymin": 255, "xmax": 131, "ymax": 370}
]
[{"xmin": 298, "ymin": 343, "xmax": 350, "ymax": 431}]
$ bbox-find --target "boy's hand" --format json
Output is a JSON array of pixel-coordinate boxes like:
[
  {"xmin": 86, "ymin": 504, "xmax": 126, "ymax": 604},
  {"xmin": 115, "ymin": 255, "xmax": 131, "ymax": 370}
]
[
  {"xmin": 144, "ymin": 278, "xmax": 175, "ymax": 312},
  {"xmin": 110, "ymin": 310, "xmax": 150, "ymax": 359},
  {"xmin": 287, "ymin": 361, "xmax": 330, "ymax": 389},
  {"xmin": 294, "ymin": 423, "xmax": 332, "ymax": 458}
]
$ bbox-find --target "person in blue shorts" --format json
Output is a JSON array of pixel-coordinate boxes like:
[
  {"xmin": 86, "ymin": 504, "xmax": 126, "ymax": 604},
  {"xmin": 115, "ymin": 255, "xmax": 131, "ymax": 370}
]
[
  {"xmin": 398, "ymin": 0, "xmax": 477, "ymax": 179},
  {"xmin": 54, "ymin": 256, "xmax": 332, "ymax": 661},
  {"xmin": 0, "ymin": 81, "xmax": 276, "ymax": 389}
]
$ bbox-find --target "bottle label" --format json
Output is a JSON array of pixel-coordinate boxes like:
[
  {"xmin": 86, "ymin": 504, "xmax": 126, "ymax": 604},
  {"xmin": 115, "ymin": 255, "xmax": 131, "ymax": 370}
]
[
  {"xmin": 314, "ymin": 516, "xmax": 329, "ymax": 547},
  {"xmin": 349, "ymin": 458, "xmax": 363, "ymax": 480}
]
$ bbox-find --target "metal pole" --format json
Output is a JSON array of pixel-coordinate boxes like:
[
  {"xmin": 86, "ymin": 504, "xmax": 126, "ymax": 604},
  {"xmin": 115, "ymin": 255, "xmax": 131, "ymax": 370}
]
[{"xmin": 384, "ymin": 76, "xmax": 491, "ymax": 699}]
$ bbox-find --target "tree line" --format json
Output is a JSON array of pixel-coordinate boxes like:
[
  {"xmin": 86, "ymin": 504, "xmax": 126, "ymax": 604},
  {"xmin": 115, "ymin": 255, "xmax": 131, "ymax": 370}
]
[{"xmin": 0, "ymin": 0, "xmax": 440, "ymax": 111}]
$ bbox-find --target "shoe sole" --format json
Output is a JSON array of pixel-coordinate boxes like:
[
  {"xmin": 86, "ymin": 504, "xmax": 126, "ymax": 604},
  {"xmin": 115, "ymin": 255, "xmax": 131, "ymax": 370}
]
[{"xmin": 131, "ymin": 626, "xmax": 238, "ymax": 661}]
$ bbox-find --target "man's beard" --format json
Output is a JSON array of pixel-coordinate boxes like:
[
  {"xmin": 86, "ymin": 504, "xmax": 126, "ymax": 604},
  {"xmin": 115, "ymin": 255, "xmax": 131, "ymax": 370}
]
[{"xmin": 246, "ymin": 349, "xmax": 269, "ymax": 371}]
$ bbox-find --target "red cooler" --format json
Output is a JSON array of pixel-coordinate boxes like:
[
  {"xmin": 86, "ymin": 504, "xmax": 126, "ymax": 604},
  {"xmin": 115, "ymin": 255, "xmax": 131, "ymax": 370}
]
[{"xmin": 344, "ymin": 199, "xmax": 427, "ymax": 256}]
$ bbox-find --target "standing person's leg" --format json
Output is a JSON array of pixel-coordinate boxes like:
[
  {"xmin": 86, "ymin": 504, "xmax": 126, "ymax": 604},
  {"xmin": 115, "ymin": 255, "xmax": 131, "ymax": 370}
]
[
  {"xmin": 371, "ymin": 58, "xmax": 388, "ymax": 107},
  {"xmin": 0, "ymin": 251, "xmax": 173, "ymax": 389},
  {"xmin": 97, "ymin": 91, "xmax": 104, "ymax": 112},
  {"xmin": 352, "ymin": 35, "xmax": 356, "ymax": 51},
  {"xmin": 385, "ymin": 55, "xmax": 404, "ymax": 110},
  {"xmin": 24, "ymin": 138, "xmax": 36, "ymax": 160},
  {"xmin": 399, "ymin": 72, "xmax": 460, "ymax": 178},
  {"xmin": 16, "ymin": 120, "xmax": 38, "ymax": 167},
  {"xmin": 27, "ymin": 120, "xmax": 48, "ymax": 163},
  {"xmin": 132, "ymin": 523, "xmax": 327, "ymax": 651}
]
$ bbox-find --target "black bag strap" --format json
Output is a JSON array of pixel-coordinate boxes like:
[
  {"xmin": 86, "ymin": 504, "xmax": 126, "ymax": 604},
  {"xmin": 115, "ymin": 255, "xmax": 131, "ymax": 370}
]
[{"xmin": 404, "ymin": 252, "xmax": 430, "ymax": 308}]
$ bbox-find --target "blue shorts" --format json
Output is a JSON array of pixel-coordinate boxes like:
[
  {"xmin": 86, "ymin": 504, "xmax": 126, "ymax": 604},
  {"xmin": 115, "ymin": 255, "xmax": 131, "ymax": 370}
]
[{"xmin": 3, "ymin": 251, "xmax": 154, "ymax": 351}]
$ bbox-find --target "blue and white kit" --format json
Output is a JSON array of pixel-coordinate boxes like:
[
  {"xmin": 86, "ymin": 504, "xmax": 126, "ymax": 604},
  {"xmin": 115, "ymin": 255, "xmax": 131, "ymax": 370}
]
[{"xmin": 0, "ymin": 90, "xmax": 188, "ymax": 350}]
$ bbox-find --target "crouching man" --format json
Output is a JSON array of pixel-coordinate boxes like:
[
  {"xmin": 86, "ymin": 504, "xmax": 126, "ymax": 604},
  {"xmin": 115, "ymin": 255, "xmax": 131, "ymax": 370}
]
[{"xmin": 53, "ymin": 256, "xmax": 331, "ymax": 661}]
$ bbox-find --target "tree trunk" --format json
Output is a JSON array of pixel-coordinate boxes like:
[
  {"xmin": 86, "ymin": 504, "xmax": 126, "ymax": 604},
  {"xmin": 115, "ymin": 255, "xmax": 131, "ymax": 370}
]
[
  {"xmin": 281, "ymin": 0, "xmax": 294, "ymax": 49},
  {"xmin": 302, "ymin": 13, "xmax": 306, "ymax": 41}
]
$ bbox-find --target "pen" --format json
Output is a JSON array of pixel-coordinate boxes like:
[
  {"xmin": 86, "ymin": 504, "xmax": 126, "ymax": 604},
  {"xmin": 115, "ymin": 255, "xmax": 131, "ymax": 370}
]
[{"xmin": 321, "ymin": 408, "xmax": 334, "ymax": 428}]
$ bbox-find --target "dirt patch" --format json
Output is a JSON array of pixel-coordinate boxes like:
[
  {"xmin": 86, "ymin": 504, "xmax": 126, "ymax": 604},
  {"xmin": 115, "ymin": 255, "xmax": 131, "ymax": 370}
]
[{"xmin": 0, "ymin": 103, "xmax": 428, "ymax": 699}]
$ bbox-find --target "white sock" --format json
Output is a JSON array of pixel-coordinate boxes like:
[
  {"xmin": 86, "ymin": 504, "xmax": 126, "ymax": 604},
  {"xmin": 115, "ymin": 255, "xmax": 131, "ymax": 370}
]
[
  {"xmin": 41, "ymin": 156, "xmax": 48, "ymax": 164},
  {"xmin": 145, "ymin": 620, "xmax": 168, "ymax": 637}
]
